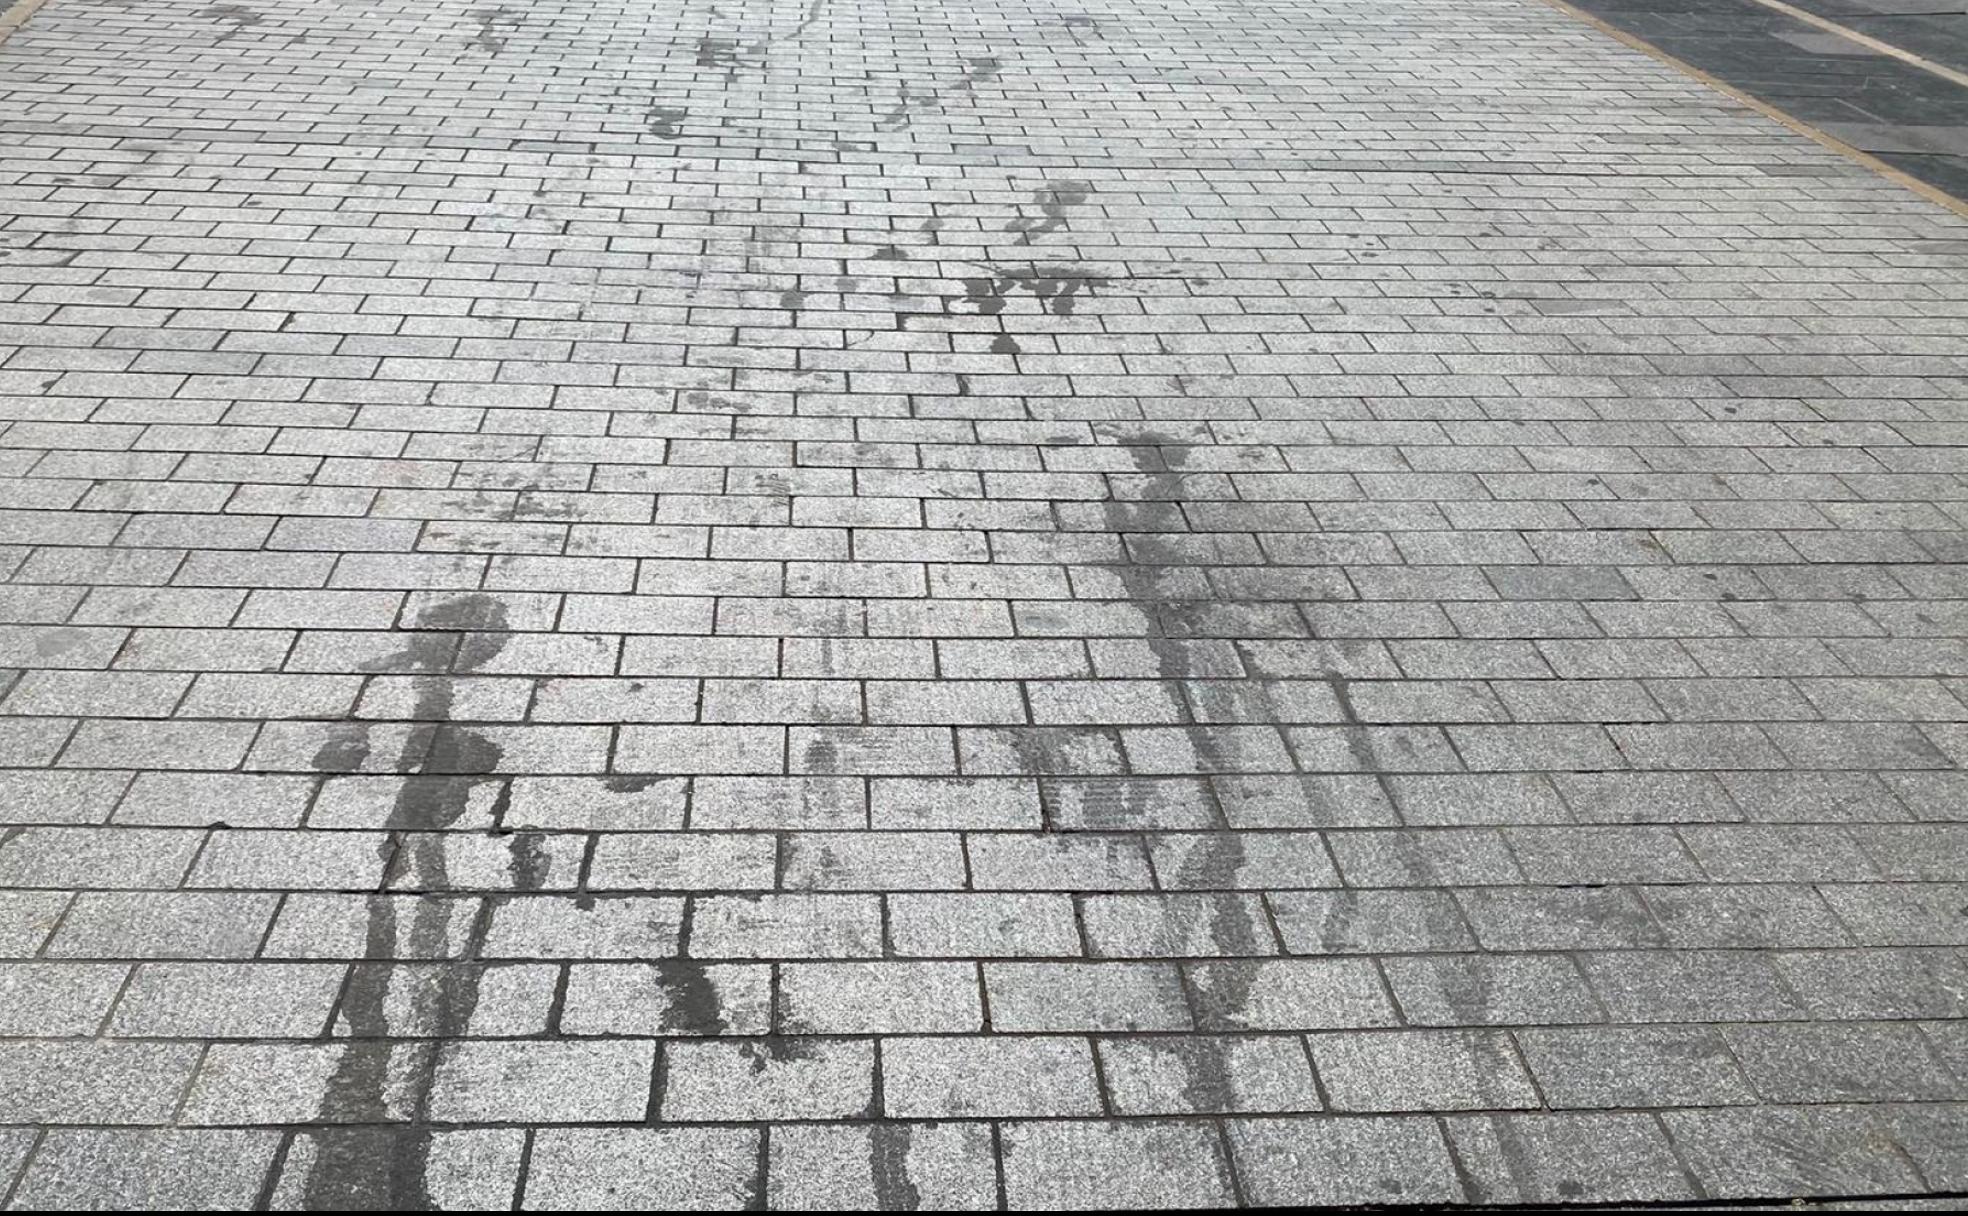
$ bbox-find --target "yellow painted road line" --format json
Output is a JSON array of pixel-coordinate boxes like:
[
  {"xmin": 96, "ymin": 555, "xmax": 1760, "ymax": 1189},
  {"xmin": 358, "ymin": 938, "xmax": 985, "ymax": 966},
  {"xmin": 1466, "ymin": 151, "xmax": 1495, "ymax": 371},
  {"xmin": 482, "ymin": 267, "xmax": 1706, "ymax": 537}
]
[
  {"xmin": 1539, "ymin": 0, "xmax": 1968, "ymax": 218},
  {"xmin": 1742, "ymin": 0, "xmax": 1968, "ymax": 90}
]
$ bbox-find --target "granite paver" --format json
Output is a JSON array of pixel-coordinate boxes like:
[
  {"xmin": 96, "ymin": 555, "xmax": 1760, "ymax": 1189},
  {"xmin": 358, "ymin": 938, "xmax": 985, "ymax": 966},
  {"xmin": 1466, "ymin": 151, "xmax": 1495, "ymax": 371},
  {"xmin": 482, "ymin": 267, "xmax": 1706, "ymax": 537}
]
[{"xmin": 1, "ymin": 0, "xmax": 1966, "ymax": 1208}]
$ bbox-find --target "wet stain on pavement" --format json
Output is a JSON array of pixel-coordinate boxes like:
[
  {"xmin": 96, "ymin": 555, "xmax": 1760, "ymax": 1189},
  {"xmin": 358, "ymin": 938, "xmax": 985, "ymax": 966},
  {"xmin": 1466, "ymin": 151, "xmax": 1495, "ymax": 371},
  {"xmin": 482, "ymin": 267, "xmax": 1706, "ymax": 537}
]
[
  {"xmin": 467, "ymin": 7, "xmax": 519, "ymax": 55},
  {"xmin": 300, "ymin": 594, "xmax": 542, "ymax": 1210}
]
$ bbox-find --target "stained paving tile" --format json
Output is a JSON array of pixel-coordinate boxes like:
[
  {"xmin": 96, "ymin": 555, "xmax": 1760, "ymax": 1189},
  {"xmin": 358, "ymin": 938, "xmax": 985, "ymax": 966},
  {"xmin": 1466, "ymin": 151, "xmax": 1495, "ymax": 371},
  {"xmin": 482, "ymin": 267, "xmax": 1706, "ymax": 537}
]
[{"xmin": 0, "ymin": 0, "xmax": 1965, "ymax": 1208}]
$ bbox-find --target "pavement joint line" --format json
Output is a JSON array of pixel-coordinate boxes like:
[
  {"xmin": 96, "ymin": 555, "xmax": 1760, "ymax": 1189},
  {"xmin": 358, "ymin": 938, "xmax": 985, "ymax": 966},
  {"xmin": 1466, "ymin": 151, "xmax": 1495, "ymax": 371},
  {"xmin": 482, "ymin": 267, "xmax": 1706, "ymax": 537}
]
[
  {"xmin": 1738, "ymin": 0, "xmax": 1968, "ymax": 90},
  {"xmin": 1536, "ymin": 0, "xmax": 1968, "ymax": 219}
]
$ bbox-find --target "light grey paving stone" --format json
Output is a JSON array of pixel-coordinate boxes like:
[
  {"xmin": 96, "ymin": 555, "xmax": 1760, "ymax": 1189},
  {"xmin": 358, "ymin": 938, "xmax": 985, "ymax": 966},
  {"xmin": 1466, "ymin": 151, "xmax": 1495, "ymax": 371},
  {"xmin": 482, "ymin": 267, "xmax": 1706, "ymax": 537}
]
[
  {"xmin": 660, "ymin": 1037, "xmax": 875, "ymax": 1121},
  {"xmin": 1311, "ymin": 1030, "xmax": 1541, "ymax": 1112},
  {"xmin": 0, "ymin": 770, "xmax": 133, "ymax": 825},
  {"xmin": 560, "ymin": 962, "xmax": 770, "ymax": 1036},
  {"xmin": 688, "ymin": 894, "xmax": 881, "ymax": 959},
  {"xmin": 1383, "ymin": 953, "xmax": 1603, "ymax": 1027},
  {"xmin": 782, "ymin": 832, "xmax": 967, "ymax": 891},
  {"xmin": 997, "ymin": 1119, "xmax": 1236, "ymax": 1210},
  {"xmin": 271, "ymin": 1127, "xmax": 526, "ymax": 1211},
  {"xmin": 779, "ymin": 962, "xmax": 983, "ymax": 1034},
  {"xmin": 1228, "ymin": 1116, "xmax": 1465, "ymax": 1206},
  {"xmin": 767, "ymin": 1122, "xmax": 998, "ymax": 1211},
  {"xmin": 1189, "ymin": 958, "xmax": 1397, "ymax": 1031},
  {"xmin": 589, "ymin": 833, "xmax": 776, "ymax": 891},
  {"xmin": 1099, "ymin": 1034, "xmax": 1320, "ymax": 1115},
  {"xmin": 0, "ymin": 1041, "xmax": 202, "ymax": 1124},
  {"xmin": 691, "ymin": 776, "xmax": 864, "ymax": 830},
  {"xmin": 966, "ymin": 832, "xmax": 1154, "ymax": 890},
  {"xmin": 481, "ymin": 896, "xmax": 684, "ymax": 960},
  {"xmin": 871, "ymin": 776, "xmax": 1042, "ymax": 829},
  {"xmin": 984, "ymin": 961, "xmax": 1192, "ymax": 1032},
  {"xmin": 1082, "ymin": 892, "xmax": 1275, "ymax": 957},
  {"xmin": 428, "ymin": 1040, "xmax": 655, "ymax": 1123},
  {"xmin": 181, "ymin": 1042, "xmax": 427, "ymax": 1125},
  {"xmin": 882, "ymin": 1036, "xmax": 1101, "ymax": 1118},
  {"xmin": 887, "ymin": 892, "xmax": 1082, "ymax": 957},
  {"xmin": 1517, "ymin": 1026, "xmax": 1758, "ymax": 1109},
  {"xmin": 47, "ymin": 891, "xmax": 276, "ymax": 959},
  {"xmin": 0, "ymin": 827, "xmax": 203, "ymax": 890},
  {"xmin": 114, "ymin": 773, "xmax": 312, "ymax": 828},
  {"xmin": 521, "ymin": 1127, "xmax": 760, "ymax": 1210},
  {"xmin": 1723, "ymin": 1022, "xmax": 1962, "ymax": 1102},
  {"xmin": 1664, "ymin": 1106, "xmax": 1928, "ymax": 1200},
  {"xmin": 9, "ymin": 1128, "xmax": 280, "ymax": 1211},
  {"xmin": 0, "ymin": 892, "xmax": 70, "ymax": 958},
  {"xmin": 0, "ymin": 1128, "xmax": 32, "ymax": 1199},
  {"xmin": 1444, "ymin": 1112, "xmax": 1697, "ymax": 1204},
  {"xmin": 263, "ymin": 893, "xmax": 482, "ymax": 961},
  {"xmin": 1271, "ymin": 890, "xmax": 1475, "ymax": 954},
  {"xmin": 329, "ymin": 963, "xmax": 556, "ymax": 1038},
  {"xmin": 502, "ymin": 776, "xmax": 687, "ymax": 831}
]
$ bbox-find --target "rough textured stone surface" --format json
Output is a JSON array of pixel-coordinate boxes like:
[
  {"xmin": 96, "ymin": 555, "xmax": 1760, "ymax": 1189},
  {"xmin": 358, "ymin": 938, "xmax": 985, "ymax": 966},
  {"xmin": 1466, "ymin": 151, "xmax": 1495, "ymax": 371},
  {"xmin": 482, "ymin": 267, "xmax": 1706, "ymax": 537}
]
[{"xmin": 0, "ymin": 0, "xmax": 1965, "ymax": 1207}]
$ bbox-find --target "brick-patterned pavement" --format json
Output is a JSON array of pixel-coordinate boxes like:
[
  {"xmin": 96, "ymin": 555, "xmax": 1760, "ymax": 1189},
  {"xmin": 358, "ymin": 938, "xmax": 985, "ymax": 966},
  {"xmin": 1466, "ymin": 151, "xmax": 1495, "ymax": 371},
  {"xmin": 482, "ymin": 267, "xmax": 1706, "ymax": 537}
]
[{"xmin": 1, "ymin": 0, "xmax": 1966, "ymax": 1208}]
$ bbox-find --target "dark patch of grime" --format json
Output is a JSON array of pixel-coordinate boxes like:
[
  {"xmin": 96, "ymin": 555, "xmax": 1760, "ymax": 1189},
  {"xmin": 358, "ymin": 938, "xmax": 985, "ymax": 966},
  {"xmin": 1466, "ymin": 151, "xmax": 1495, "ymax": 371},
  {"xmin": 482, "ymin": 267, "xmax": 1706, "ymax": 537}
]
[
  {"xmin": 646, "ymin": 104, "xmax": 688, "ymax": 139},
  {"xmin": 1008, "ymin": 179, "xmax": 1091, "ymax": 246},
  {"xmin": 467, "ymin": 7, "xmax": 518, "ymax": 56},
  {"xmin": 870, "ymin": 1123, "xmax": 923, "ymax": 1210},
  {"xmin": 201, "ymin": 4, "xmax": 262, "ymax": 42},
  {"xmin": 654, "ymin": 960, "xmax": 727, "ymax": 1035}
]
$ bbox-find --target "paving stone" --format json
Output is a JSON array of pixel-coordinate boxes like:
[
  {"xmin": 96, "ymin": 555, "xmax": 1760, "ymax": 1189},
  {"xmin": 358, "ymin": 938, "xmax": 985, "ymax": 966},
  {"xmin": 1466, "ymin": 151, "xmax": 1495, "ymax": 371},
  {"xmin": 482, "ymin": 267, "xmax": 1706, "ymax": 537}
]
[
  {"xmin": 985, "ymin": 962, "xmax": 1193, "ymax": 1032},
  {"xmin": 997, "ymin": 1119, "xmax": 1236, "ymax": 1210},
  {"xmin": 1228, "ymin": 1116, "xmax": 1464, "ymax": 1206},
  {"xmin": 1, "ymin": 0, "xmax": 1965, "ymax": 1202},
  {"xmin": 521, "ymin": 1127, "xmax": 759, "ymax": 1209},
  {"xmin": 1664, "ymin": 1106, "xmax": 1928, "ymax": 1200},
  {"xmin": 882, "ymin": 1036, "xmax": 1102, "ymax": 1118},
  {"xmin": 9, "ymin": 1128, "xmax": 280, "ymax": 1211},
  {"xmin": 1445, "ymin": 1112, "xmax": 1696, "ymax": 1204},
  {"xmin": 108, "ymin": 962, "xmax": 344, "ymax": 1037},
  {"xmin": 1099, "ymin": 1034, "xmax": 1319, "ymax": 1115},
  {"xmin": 1311, "ymin": 1030, "xmax": 1541, "ymax": 1112},
  {"xmin": 429, "ymin": 1040, "xmax": 655, "ymax": 1123},
  {"xmin": 779, "ymin": 962, "xmax": 983, "ymax": 1034},
  {"xmin": 0, "ymin": 1042, "xmax": 202, "ymax": 1124},
  {"xmin": 272, "ymin": 1127, "xmax": 525, "ymax": 1211},
  {"xmin": 767, "ymin": 1122, "xmax": 997, "ymax": 1211},
  {"xmin": 0, "ymin": 963, "xmax": 126, "ymax": 1036},
  {"xmin": 661, "ymin": 1038, "xmax": 875, "ymax": 1121},
  {"xmin": 1517, "ymin": 1026, "xmax": 1758, "ymax": 1109}
]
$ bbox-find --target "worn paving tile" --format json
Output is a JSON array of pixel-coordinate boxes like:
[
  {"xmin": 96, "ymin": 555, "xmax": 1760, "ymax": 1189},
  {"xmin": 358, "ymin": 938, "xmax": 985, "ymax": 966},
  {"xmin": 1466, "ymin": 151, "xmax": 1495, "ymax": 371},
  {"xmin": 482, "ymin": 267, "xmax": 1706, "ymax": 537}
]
[{"xmin": 0, "ymin": 0, "xmax": 1965, "ymax": 1207}]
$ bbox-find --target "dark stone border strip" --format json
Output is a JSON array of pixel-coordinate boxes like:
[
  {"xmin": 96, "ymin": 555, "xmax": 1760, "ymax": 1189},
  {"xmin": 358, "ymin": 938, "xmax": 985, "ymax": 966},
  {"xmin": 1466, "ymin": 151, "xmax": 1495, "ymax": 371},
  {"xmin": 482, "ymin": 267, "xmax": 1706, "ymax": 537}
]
[{"xmin": 1546, "ymin": 0, "xmax": 1968, "ymax": 210}]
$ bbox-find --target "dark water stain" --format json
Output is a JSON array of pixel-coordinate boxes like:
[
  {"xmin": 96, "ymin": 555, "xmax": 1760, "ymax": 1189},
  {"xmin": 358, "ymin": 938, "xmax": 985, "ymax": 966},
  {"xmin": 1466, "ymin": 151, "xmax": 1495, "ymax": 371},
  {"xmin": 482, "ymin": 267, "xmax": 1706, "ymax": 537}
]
[
  {"xmin": 990, "ymin": 333, "xmax": 1022, "ymax": 355},
  {"xmin": 870, "ymin": 1123, "xmax": 922, "ymax": 1210},
  {"xmin": 696, "ymin": 36, "xmax": 744, "ymax": 77},
  {"xmin": 468, "ymin": 7, "xmax": 519, "ymax": 55},
  {"xmin": 1173, "ymin": 834, "xmax": 1257, "ymax": 1112},
  {"xmin": 654, "ymin": 960, "xmax": 725, "ymax": 1034},
  {"xmin": 646, "ymin": 104, "xmax": 687, "ymax": 139},
  {"xmin": 1062, "ymin": 13, "xmax": 1100, "ymax": 39},
  {"xmin": 300, "ymin": 594, "xmax": 545, "ymax": 1210},
  {"xmin": 1008, "ymin": 179, "xmax": 1091, "ymax": 246},
  {"xmin": 201, "ymin": 4, "xmax": 262, "ymax": 42},
  {"xmin": 962, "ymin": 262, "xmax": 1110, "ymax": 318},
  {"xmin": 877, "ymin": 56, "xmax": 999, "ymax": 132}
]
